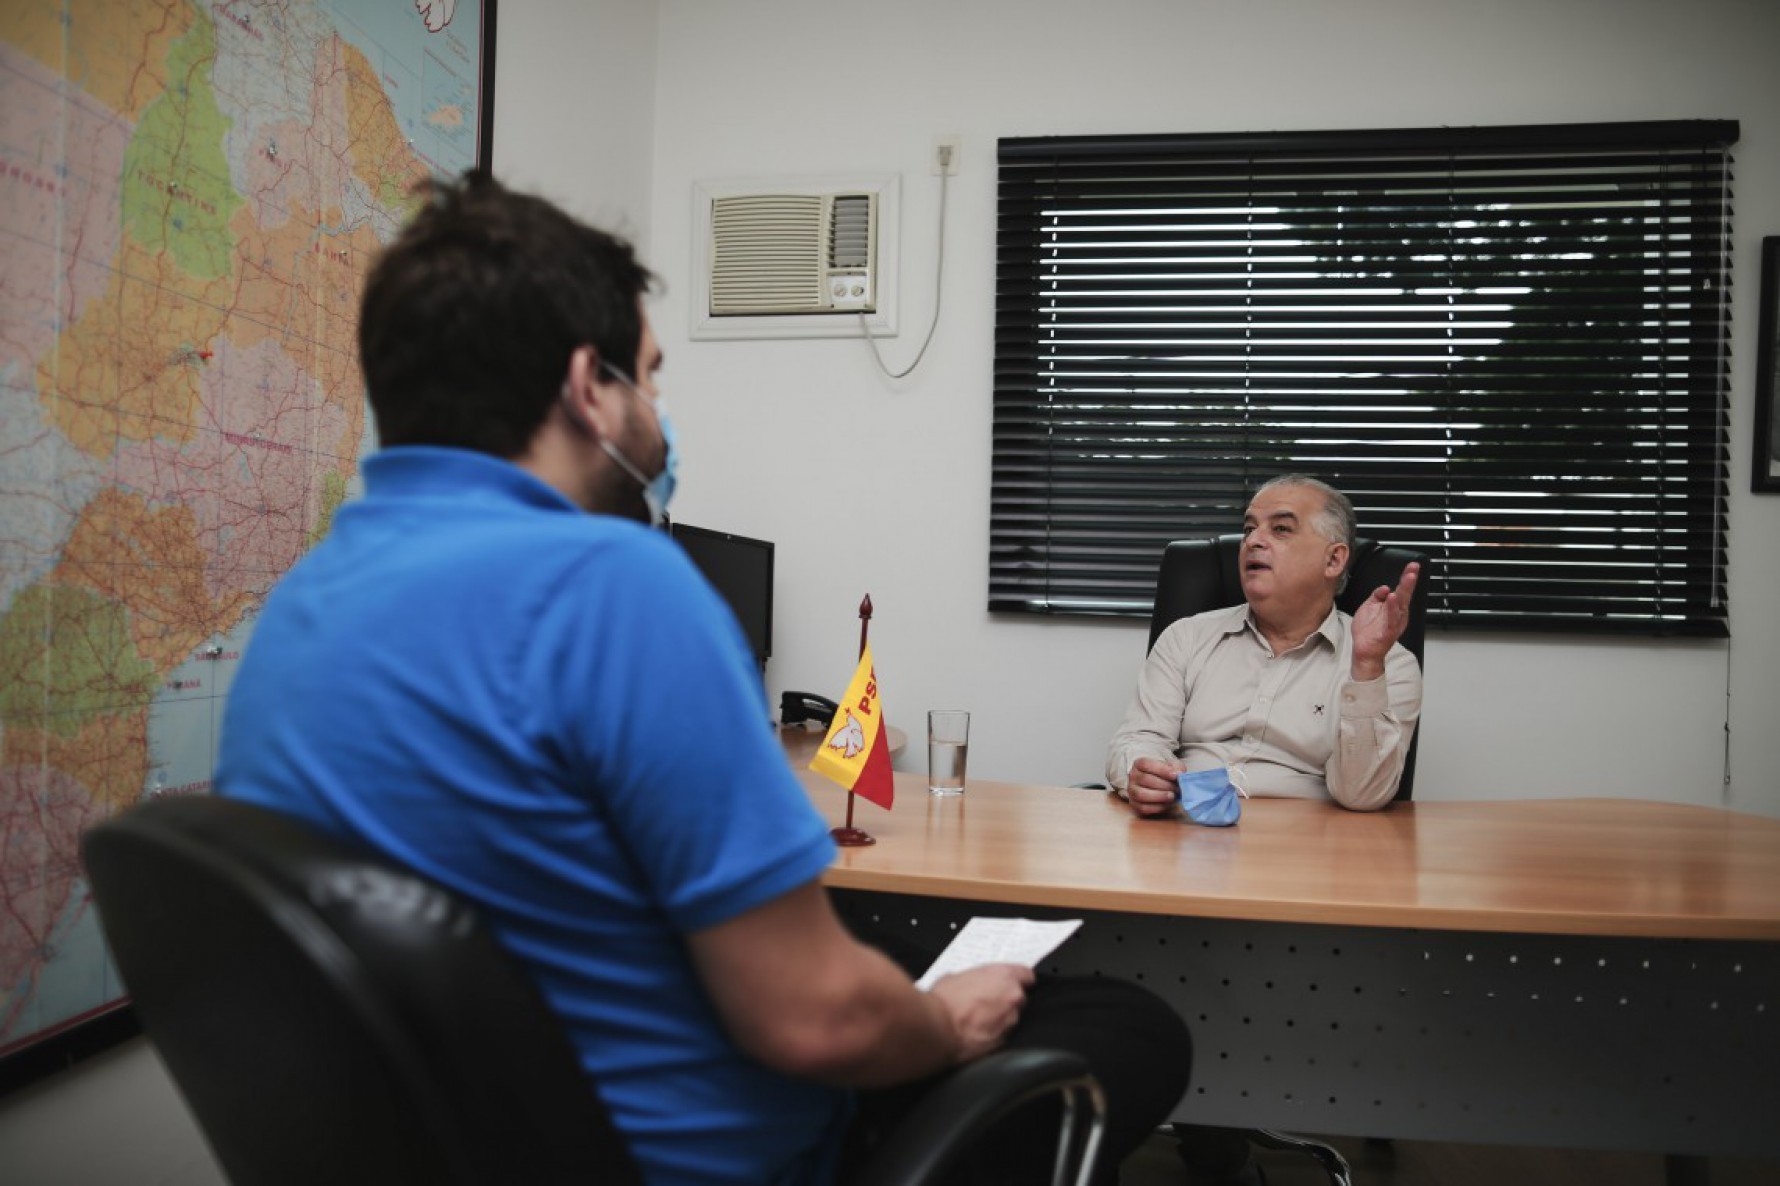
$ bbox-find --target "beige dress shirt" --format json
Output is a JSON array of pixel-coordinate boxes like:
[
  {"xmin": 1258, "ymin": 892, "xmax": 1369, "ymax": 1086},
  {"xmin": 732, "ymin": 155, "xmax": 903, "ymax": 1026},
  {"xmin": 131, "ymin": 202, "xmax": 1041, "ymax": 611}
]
[{"xmin": 1106, "ymin": 603, "xmax": 1423, "ymax": 812}]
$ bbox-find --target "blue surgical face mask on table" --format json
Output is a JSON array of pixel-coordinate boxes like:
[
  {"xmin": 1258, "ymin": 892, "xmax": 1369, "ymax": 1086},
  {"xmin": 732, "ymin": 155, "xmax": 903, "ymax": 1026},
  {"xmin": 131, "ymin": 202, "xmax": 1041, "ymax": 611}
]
[{"xmin": 1175, "ymin": 765, "xmax": 1250, "ymax": 827}]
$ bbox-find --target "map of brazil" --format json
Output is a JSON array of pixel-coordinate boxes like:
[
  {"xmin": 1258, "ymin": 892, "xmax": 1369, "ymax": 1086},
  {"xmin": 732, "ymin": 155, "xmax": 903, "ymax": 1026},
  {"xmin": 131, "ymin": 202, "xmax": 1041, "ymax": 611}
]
[{"xmin": 0, "ymin": 0, "xmax": 488, "ymax": 1058}]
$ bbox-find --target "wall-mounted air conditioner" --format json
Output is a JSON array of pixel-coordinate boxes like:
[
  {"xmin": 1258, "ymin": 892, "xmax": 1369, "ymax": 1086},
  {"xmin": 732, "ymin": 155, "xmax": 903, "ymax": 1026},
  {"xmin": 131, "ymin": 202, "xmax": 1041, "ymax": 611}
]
[{"xmin": 692, "ymin": 175, "xmax": 899, "ymax": 341}]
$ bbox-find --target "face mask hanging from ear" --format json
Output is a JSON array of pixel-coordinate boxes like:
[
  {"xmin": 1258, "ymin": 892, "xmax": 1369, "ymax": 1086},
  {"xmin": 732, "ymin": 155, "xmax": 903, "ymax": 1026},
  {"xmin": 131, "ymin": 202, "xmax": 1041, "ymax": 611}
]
[{"xmin": 589, "ymin": 361, "xmax": 679, "ymax": 527}]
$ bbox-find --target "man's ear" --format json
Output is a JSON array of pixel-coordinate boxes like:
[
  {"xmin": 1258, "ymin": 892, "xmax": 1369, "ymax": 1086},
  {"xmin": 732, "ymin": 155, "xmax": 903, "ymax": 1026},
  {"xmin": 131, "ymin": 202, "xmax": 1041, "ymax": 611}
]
[
  {"xmin": 1325, "ymin": 541, "xmax": 1350, "ymax": 581},
  {"xmin": 560, "ymin": 345, "xmax": 617, "ymax": 440}
]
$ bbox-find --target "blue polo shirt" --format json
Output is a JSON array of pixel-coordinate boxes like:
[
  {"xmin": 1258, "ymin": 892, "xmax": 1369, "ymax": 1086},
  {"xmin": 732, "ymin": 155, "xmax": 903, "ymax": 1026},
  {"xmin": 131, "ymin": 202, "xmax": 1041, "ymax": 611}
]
[{"xmin": 217, "ymin": 447, "xmax": 843, "ymax": 1185}]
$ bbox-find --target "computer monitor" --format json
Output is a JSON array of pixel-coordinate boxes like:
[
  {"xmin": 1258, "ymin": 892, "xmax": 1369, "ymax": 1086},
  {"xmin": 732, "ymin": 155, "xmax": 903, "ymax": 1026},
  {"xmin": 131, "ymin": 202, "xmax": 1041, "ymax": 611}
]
[{"xmin": 670, "ymin": 523, "xmax": 774, "ymax": 667}]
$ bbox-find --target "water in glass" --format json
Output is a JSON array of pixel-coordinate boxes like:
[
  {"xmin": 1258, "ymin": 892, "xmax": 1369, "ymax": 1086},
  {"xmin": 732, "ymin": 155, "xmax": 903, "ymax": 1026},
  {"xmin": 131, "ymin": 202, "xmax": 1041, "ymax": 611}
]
[{"xmin": 928, "ymin": 739, "xmax": 967, "ymax": 796}]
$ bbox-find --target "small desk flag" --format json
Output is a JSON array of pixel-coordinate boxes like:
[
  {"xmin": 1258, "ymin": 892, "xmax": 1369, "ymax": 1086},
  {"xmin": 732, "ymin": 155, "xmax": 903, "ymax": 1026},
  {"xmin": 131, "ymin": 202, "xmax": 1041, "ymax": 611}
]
[{"xmin": 809, "ymin": 642, "xmax": 894, "ymax": 810}]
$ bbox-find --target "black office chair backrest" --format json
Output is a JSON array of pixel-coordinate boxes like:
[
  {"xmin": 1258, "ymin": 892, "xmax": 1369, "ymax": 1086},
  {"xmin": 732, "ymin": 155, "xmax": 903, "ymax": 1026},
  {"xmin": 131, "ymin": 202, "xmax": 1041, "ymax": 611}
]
[
  {"xmin": 80, "ymin": 794, "xmax": 640, "ymax": 1186},
  {"xmin": 83, "ymin": 796, "xmax": 1110, "ymax": 1186},
  {"xmin": 1147, "ymin": 534, "xmax": 1430, "ymax": 800}
]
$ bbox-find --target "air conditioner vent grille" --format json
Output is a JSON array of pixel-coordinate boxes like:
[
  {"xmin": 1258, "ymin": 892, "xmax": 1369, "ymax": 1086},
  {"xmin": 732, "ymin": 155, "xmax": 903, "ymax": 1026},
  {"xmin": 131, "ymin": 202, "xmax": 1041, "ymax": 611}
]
[
  {"xmin": 830, "ymin": 194, "xmax": 872, "ymax": 269},
  {"xmin": 711, "ymin": 195, "xmax": 825, "ymax": 312}
]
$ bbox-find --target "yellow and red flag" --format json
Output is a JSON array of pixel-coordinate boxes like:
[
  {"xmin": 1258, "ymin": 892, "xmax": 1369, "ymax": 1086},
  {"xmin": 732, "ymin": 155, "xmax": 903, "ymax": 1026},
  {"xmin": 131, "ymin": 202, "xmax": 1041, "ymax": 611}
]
[{"xmin": 809, "ymin": 643, "xmax": 894, "ymax": 810}]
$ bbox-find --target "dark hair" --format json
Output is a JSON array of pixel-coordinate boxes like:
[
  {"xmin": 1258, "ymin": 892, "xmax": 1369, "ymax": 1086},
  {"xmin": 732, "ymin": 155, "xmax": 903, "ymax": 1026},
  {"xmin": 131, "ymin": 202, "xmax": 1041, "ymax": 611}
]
[{"xmin": 357, "ymin": 170, "xmax": 656, "ymax": 457}]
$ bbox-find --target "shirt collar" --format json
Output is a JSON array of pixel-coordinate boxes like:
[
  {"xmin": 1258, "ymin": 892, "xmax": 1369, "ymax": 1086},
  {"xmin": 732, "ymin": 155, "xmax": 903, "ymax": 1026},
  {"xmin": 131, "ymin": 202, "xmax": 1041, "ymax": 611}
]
[
  {"xmin": 361, "ymin": 446, "xmax": 581, "ymax": 514},
  {"xmin": 1231, "ymin": 601, "xmax": 1343, "ymax": 651}
]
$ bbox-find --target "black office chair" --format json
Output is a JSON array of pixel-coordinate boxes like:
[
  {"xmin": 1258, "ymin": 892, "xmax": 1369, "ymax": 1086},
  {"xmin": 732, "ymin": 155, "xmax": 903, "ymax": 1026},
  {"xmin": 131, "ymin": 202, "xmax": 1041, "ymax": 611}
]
[
  {"xmin": 1150, "ymin": 533, "xmax": 1429, "ymax": 800},
  {"xmin": 80, "ymin": 795, "xmax": 1107, "ymax": 1186}
]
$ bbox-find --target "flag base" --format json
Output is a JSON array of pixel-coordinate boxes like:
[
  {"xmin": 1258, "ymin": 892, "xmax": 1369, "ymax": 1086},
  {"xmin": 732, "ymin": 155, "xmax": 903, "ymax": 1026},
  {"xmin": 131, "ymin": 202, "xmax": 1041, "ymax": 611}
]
[{"xmin": 830, "ymin": 826, "xmax": 876, "ymax": 847}]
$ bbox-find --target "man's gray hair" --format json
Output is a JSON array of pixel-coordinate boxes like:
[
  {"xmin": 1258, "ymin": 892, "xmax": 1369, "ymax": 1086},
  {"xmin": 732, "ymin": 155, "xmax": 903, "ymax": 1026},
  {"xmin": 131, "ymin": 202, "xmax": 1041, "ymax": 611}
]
[{"xmin": 1252, "ymin": 475, "xmax": 1356, "ymax": 592}]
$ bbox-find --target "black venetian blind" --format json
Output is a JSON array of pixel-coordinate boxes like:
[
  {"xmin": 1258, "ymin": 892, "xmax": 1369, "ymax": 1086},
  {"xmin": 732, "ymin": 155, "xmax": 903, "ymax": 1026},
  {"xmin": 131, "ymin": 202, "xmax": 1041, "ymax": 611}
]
[{"xmin": 991, "ymin": 121, "xmax": 1736, "ymax": 635}]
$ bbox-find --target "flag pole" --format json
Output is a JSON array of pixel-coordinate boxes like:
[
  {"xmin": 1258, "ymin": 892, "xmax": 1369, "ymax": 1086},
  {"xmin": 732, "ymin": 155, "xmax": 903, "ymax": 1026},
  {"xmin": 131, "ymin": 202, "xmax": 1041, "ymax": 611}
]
[{"xmin": 830, "ymin": 594, "xmax": 877, "ymax": 847}]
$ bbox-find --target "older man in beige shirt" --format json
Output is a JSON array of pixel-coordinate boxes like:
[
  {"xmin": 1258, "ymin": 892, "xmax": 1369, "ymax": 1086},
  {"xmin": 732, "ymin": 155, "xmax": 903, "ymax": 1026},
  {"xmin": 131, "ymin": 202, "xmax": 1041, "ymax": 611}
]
[{"xmin": 1108, "ymin": 475, "xmax": 1423, "ymax": 815}]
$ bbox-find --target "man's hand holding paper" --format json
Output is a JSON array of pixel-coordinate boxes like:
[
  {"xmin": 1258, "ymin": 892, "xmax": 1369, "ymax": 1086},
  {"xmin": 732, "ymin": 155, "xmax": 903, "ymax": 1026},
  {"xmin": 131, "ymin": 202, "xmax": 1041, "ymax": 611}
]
[{"xmin": 926, "ymin": 964, "xmax": 1034, "ymax": 1063}]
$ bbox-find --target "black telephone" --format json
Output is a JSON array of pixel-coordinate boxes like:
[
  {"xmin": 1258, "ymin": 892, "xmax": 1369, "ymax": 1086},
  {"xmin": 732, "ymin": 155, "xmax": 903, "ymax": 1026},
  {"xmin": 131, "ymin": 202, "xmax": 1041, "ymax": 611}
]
[{"xmin": 780, "ymin": 691, "xmax": 841, "ymax": 728}]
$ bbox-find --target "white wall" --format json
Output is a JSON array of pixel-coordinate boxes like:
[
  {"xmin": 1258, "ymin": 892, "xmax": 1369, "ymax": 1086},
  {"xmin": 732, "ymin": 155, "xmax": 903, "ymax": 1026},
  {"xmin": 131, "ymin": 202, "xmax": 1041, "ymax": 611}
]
[
  {"xmin": 648, "ymin": 0, "xmax": 1780, "ymax": 817},
  {"xmin": 491, "ymin": 0, "xmax": 657, "ymax": 241},
  {"xmin": 0, "ymin": 2, "xmax": 661, "ymax": 1180}
]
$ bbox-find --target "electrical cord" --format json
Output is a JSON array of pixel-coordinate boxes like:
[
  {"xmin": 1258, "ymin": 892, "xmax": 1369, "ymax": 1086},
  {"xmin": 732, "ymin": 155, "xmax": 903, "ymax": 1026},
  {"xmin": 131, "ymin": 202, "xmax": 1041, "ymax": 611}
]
[{"xmin": 858, "ymin": 164, "xmax": 948, "ymax": 379}]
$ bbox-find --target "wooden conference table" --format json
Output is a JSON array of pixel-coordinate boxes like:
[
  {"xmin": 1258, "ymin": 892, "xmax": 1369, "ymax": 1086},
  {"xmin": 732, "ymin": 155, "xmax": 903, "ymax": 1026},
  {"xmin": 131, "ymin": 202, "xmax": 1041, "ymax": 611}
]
[{"xmin": 791, "ymin": 757, "xmax": 1780, "ymax": 1161}]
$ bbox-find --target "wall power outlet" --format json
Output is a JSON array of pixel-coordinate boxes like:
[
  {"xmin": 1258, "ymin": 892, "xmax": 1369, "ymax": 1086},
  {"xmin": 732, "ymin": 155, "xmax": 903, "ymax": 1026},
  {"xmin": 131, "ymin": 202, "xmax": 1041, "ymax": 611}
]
[{"xmin": 933, "ymin": 136, "xmax": 961, "ymax": 177}]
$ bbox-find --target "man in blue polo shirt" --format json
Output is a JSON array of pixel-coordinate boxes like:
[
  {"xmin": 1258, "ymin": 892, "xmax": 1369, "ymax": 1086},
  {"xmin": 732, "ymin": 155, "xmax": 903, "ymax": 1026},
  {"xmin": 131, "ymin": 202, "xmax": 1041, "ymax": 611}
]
[{"xmin": 216, "ymin": 172, "xmax": 1188, "ymax": 1185}]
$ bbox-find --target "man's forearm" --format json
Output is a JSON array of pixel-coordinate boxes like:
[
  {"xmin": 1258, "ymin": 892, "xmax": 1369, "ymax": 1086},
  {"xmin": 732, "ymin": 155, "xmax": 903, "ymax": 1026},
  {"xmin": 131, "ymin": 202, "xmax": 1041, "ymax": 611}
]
[
  {"xmin": 1107, "ymin": 642, "xmax": 1194, "ymax": 788},
  {"xmin": 786, "ymin": 941, "xmax": 964, "ymax": 1088},
  {"xmin": 1328, "ymin": 692, "xmax": 1411, "ymax": 810},
  {"xmin": 1106, "ymin": 734, "xmax": 1175, "ymax": 789},
  {"xmin": 1326, "ymin": 649, "xmax": 1422, "ymax": 810},
  {"xmin": 1103, "ymin": 673, "xmax": 1189, "ymax": 783},
  {"xmin": 690, "ymin": 882, "xmax": 981, "ymax": 1089}
]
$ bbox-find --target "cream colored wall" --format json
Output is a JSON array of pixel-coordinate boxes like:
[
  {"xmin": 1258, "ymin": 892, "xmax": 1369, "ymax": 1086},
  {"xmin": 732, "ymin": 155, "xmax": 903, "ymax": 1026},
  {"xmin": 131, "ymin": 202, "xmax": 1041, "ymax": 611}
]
[{"xmin": 647, "ymin": 0, "xmax": 1780, "ymax": 817}]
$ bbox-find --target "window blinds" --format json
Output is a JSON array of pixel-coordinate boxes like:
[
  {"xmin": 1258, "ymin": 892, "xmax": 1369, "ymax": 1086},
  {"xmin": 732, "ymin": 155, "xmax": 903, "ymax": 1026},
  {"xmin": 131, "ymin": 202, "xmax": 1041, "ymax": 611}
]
[{"xmin": 991, "ymin": 121, "xmax": 1736, "ymax": 635}]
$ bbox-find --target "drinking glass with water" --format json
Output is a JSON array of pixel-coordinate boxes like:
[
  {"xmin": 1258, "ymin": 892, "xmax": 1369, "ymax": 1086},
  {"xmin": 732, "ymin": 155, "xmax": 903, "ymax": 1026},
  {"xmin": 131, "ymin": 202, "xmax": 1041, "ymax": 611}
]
[{"xmin": 927, "ymin": 710, "xmax": 969, "ymax": 796}]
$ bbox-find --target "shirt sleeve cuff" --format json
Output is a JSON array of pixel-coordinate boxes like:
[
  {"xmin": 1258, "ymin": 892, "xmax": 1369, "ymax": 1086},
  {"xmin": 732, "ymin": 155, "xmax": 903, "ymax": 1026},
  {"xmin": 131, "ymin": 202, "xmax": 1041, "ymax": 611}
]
[{"xmin": 1339, "ymin": 675, "xmax": 1389, "ymax": 718}]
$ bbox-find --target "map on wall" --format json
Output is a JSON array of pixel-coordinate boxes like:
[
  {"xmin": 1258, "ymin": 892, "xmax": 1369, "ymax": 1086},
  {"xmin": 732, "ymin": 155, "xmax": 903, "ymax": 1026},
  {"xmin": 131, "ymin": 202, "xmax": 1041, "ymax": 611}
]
[{"xmin": 0, "ymin": 0, "xmax": 492, "ymax": 1062}]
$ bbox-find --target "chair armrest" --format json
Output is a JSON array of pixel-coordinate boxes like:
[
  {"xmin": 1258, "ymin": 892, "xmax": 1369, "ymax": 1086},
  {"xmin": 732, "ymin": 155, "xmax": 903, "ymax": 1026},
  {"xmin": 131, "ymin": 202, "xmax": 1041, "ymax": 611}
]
[{"xmin": 854, "ymin": 1048, "xmax": 1104, "ymax": 1186}]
